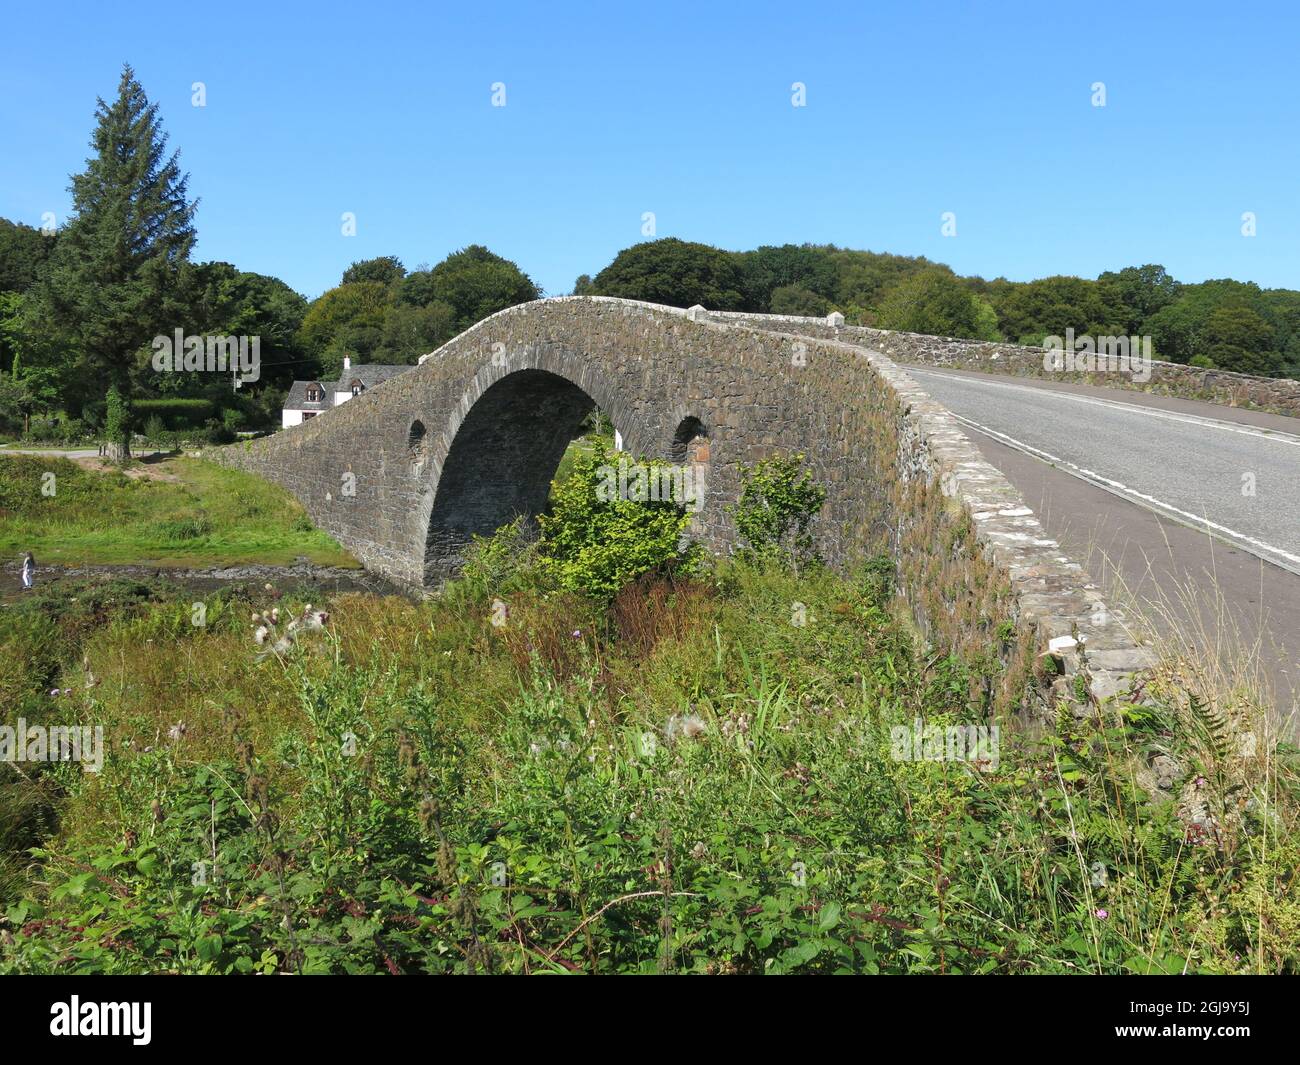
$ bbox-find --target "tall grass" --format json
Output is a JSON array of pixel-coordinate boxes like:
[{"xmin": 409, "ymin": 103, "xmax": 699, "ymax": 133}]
[{"xmin": 0, "ymin": 537, "xmax": 1295, "ymax": 973}]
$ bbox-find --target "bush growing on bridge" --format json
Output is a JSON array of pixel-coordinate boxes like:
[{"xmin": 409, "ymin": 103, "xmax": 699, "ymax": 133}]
[
  {"xmin": 730, "ymin": 453, "xmax": 827, "ymax": 572},
  {"xmin": 537, "ymin": 451, "xmax": 701, "ymax": 599}
]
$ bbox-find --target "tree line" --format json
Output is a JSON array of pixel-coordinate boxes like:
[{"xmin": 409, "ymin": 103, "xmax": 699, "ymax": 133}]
[
  {"xmin": 3, "ymin": 66, "xmax": 1298, "ymax": 452},
  {"xmin": 578, "ymin": 239, "xmax": 1300, "ymax": 379}
]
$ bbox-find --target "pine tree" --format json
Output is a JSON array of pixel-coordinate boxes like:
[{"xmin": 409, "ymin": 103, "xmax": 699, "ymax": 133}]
[{"xmin": 28, "ymin": 64, "xmax": 196, "ymax": 459}]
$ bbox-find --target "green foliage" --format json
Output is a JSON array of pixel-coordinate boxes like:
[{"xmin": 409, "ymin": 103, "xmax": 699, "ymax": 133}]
[
  {"xmin": 537, "ymin": 451, "xmax": 700, "ymax": 598},
  {"xmin": 184, "ymin": 261, "xmax": 308, "ymax": 397},
  {"xmin": 296, "ymin": 280, "xmax": 389, "ymax": 378},
  {"xmin": 297, "ymin": 246, "xmax": 538, "ymax": 373},
  {"xmin": 769, "ymin": 283, "xmax": 831, "ymax": 317},
  {"xmin": 730, "ymin": 453, "xmax": 827, "ymax": 570},
  {"xmin": 103, "ymin": 385, "xmax": 128, "ymax": 454},
  {"xmin": 2, "ymin": 550, "xmax": 1294, "ymax": 974},
  {"xmin": 342, "ymin": 256, "xmax": 406, "ymax": 287},
  {"xmin": 0, "ymin": 219, "xmax": 56, "ymax": 295},
  {"xmin": 418, "ymin": 245, "xmax": 540, "ymax": 333},
  {"xmin": 131, "ymin": 397, "xmax": 215, "ymax": 429},
  {"xmin": 1201, "ymin": 305, "xmax": 1276, "ymax": 374},
  {"xmin": 590, "ymin": 238, "xmax": 746, "ymax": 310},
  {"xmin": 23, "ymin": 65, "xmax": 196, "ymax": 411},
  {"xmin": 875, "ymin": 268, "xmax": 984, "ymax": 339},
  {"xmin": 0, "ymin": 371, "xmax": 33, "ymax": 435},
  {"xmin": 738, "ymin": 244, "xmax": 840, "ymax": 310}
]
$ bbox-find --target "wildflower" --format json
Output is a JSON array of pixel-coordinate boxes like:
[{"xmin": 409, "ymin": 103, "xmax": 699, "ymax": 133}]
[
  {"xmin": 571, "ymin": 629, "xmax": 581, "ymax": 638},
  {"xmin": 1094, "ymin": 908, "xmax": 1109, "ymax": 919},
  {"xmin": 664, "ymin": 713, "xmax": 707, "ymax": 744},
  {"xmin": 167, "ymin": 722, "xmax": 187, "ymax": 743}
]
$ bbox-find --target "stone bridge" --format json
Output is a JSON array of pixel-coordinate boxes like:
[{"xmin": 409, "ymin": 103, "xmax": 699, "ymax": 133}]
[{"xmin": 209, "ymin": 296, "xmax": 1155, "ymax": 713}]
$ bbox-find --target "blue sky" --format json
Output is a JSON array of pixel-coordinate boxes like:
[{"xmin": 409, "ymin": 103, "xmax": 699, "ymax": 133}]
[{"xmin": 2, "ymin": 0, "xmax": 1296, "ymax": 299}]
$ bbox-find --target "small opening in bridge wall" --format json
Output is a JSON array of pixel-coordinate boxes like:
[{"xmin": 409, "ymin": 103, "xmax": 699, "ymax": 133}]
[
  {"xmin": 671, "ymin": 416, "xmax": 710, "ymax": 465},
  {"xmin": 408, "ymin": 419, "xmax": 427, "ymax": 465}
]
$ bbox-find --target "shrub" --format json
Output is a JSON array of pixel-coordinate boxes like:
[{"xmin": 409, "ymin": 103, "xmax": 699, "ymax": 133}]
[
  {"xmin": 730, "ymin": 453, "xmax": 827, "ymax": 571},
  {"xmin": 537, "ymin": 451, "xmax": 700, "ymax": 598}
]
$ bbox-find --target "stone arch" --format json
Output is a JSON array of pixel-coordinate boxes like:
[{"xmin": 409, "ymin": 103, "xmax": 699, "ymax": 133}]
[
  {"xmin": 421, "ymin": 366, "xmax": 630, "ymax": 582},
  {"xmin": 671, "ymin": 415, "xmax": 710, "ymax": 465},
  {"xmin": 407, "ymin": 419, "xmax": 428, "ymax": 466}
]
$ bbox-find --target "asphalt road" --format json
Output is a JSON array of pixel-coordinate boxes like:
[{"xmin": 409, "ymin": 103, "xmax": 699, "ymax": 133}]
[{"xmin": 903, "ymin": 366, "xmax": 1300, "ymax": 723}]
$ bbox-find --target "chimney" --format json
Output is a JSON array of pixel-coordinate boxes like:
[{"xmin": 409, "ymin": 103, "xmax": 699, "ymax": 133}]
[{"xmin": 343, "ymin": 355, "xmax": 351, "ymax": 372}]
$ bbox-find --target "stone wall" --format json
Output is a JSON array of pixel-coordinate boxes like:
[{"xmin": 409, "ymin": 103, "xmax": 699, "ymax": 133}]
[
  {"xmin": 206, "ymin": 296, "xmax": 1155, "ymax": 715},
  {"xmin": 707, "ymin": 310, "xmax": 1300, "ymax": 418}
]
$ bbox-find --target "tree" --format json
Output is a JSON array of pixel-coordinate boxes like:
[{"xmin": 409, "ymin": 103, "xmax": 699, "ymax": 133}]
[
  {"xmin": 419, "ymin": 245, "xmax": 540, "ymax": 332},
  {"xmin": 297, "ymin": 280, "xmax": 389, "ymax": 377},
  {"xmin": 537, "ymin": 451, "xmax": 700, "ymax": 598},
  {"xmin": 590, "ymin": 238, "xmax": 746, "ymax": 310},
  {"xmin": 989, "ymin": 275, "xmax": 1126, "ymax": 343},
  {"xmin": 1145, "ymin": 279, "xmax": 1275, "ymax": 366},
  {"xmin": 830, "ymin": 248, "xmax": 938, "ymax": 312},
  {"xmin": 730, "ymin": 453, "xmax": 827, "ymax": 572},
  {"xmin": 0, "ymin": 219, "xmax": 57, "ymax": 294},
  {"xmin": 0, "ymin": 370, "xmax": 34, "ymax": 435},
  {"xmin": 341, "ymin": 255, "xmax": 405, "ymax": 287},
  {"xmin": 25, "ymin": 65, "xmax": 196, "ymax": 458},
  {"xmin": 738, "ymin": 244, "xmax": 839, "ymax": 311},
  {"xmin": 187, "ymin": 262, "xmax": 308, "ymax": 392},
  {"xmin": 0, "ymin": 291, "xmax": 24, "ymax": 374},
  {"xmin": 875, "ymin": 269, "xmax": 982, "ymax": 338},
  {"xmin": 1097, "ymin": 264, "xmax": 1181, "ymax": 333},
  {"xmin": 1200, "ymin": 306, "xmax": 1278, "ymax": 375},
  {"xmin": 375, "ymin": 300, "xmax": 456, "ymax": 363},
  {"xmin": 769, "ymin": 283, "xmax": 831, "ymax": 317}
]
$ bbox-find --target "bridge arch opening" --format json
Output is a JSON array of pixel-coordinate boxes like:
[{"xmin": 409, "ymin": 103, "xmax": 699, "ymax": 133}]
[
  {"xmin": 671, "ymin": 416, "xmax": 710, "ymax": 465},
  {"xmin": 408, "ymin": 419, "xmax": 428, "ymax": 466},
  {"xmin": 423, "ymin": 368, "xmax": 607, "ymax": 581}
]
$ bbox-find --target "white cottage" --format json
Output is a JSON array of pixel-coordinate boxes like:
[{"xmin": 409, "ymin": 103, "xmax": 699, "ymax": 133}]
[{"xmin": 282, "ymin": 356, "xmax": 413, "ymax": 428}]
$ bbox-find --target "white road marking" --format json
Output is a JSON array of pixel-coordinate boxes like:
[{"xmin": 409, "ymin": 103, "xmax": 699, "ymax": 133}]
[
  {"xmin": 906, "ymin": 368, "xmax": 1300, "ymax": 449},
  {"xmin": 946, "ymin": 411, "xmax": 1300, "ymax": 577}
]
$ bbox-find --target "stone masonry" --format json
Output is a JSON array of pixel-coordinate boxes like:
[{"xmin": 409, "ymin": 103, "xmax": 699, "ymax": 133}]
[{"xmin": 206, "ymin": 296, "xmax": 1157, "ymax": 712}]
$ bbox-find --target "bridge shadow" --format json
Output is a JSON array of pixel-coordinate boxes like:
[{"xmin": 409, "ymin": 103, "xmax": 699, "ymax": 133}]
[{"xmin": 423, "ymin": 369, "xmax": 599, "ymax": 582}]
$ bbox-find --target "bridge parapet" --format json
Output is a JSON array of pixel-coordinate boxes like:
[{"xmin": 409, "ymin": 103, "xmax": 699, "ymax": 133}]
[{"xmin": 705, "ymin": 309, "xmax": 1300, "ymax": 418}]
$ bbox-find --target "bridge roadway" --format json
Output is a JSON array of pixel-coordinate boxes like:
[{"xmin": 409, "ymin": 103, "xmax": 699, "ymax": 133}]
[{"xmin": 903, "ymin": 366, "xmax": 1300, "ymax": 722}]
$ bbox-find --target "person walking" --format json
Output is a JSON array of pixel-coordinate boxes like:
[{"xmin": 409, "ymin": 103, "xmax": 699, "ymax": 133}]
[{"xmin": 20, "ymin": 552, "xmax": 35, "ymax": 591}]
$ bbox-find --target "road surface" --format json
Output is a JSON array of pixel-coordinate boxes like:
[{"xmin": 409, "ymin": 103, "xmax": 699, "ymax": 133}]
[{"xmin": 903, "ymin": 366, "xmax": 1300, "ymax": 722}]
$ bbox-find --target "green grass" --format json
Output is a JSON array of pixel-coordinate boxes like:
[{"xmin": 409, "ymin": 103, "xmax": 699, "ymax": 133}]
[
  {"xmin": 0, "ymin": 454, "xmax": 356, "ymax": 567},
  {"xmin": 1, "ymin": 540, "xmax": 1295, "ymax": 974}
]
